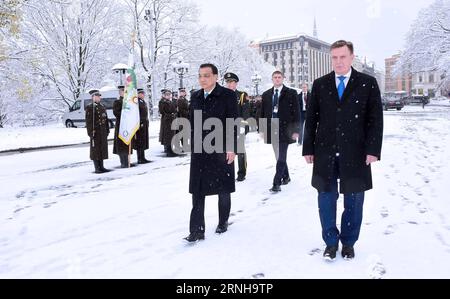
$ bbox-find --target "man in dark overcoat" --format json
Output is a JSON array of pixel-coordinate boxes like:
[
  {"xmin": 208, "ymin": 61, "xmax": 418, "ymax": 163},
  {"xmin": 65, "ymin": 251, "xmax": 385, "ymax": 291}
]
[
  {"xmin": 303, "ymin": 40, "xmax": 384, "ymax": 261},
  {"xmin": 184, "ymin": 63, "xmax": 238, "ymax": 242}
]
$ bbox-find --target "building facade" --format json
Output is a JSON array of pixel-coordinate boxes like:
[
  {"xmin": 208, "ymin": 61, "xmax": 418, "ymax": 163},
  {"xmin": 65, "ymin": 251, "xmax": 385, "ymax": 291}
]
[
  {"xmin": 385, "ymin": 54, "xmax": 413, "ymax": 96},
  {"xmin": 411, "ymin": 71, "xmax": 441, "ymax": 97},
  {"xmin": 253, "ymin": 34, "xmax": 332, "ymax": 89}
]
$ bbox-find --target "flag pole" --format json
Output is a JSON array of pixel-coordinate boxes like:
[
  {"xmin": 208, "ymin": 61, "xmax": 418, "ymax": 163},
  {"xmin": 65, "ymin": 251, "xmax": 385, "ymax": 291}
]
[
  {"xmin": 128, "ymin": 31, "xmax": 137, "ymax": 168},
  {"xmin": 92, "ymin": 94, "xmax": 95, "ymax": 148}
]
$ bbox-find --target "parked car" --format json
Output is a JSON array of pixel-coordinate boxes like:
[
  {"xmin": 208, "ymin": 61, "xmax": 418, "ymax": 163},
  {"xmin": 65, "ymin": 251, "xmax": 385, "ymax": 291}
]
[
  {"xmin": 431, "ymin": 96, "xmax": 448, "ymax": 101},
  {"xmin": 408, "ymin": 95, "xmax": 430, "ymax": 105},
  {"xmin": 63, "ymin": 90, "xmax": 117, "ymax": 128},
  {"xmin": 382, "ymin": 97, "xmax": 404, "ymax": 111}
]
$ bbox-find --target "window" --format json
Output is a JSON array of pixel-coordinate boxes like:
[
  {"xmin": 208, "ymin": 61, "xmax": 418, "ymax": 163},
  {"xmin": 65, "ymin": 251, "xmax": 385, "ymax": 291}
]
[
  {"xmin": 429, "ymin": 74, "xmax": 434, "ymax": 83},
  {"xmin": 72, "ymin": 100, "xmax": 81, "ymax": 111},
  {"xmin": 102, "ymin": 98, "xmax": 115, "ymax": 110},
  {"xmin": 419, "ymin": 75, "xmax": 423, "ymax": 83},
  {"xmin": 264, "ymin": 53, "xmax": 269, "ymax": 62}
]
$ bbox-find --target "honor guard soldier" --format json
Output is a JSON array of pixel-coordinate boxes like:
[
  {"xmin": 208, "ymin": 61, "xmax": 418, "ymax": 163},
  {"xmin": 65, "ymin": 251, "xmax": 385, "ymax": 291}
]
[
  {"xmin": 158, "ymin": 89, "xmax": 178, "ymax": 157},
  {"xmin": 113, "ymin": 86, "xmax": 133, "ymax": 168},
  {"xmin": 224, "ymin": 72, "xmax": 250, "ymax": 182},
  {"xmin": 133, "ymin": 88, "xmax": 152, "ymax": 164},
  {"xmin": 86, "ymin": 89, "xmax": 111, "ymax": 174}
]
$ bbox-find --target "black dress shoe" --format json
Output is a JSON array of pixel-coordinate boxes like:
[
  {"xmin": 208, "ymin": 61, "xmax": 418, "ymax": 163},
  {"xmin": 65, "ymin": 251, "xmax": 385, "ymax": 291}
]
[
  {"xmin": 323, "ymin": 246, "xmax": 338, "ymax": 261},
  {"xmin": 138, "ymin": 159, "xmax": 152, "ymax": 164},
  {"xmin": 236, "ymin": 175, "xmax": 246, "ymax": 182},
  {"xmin": 342, "ymin": 245, "xmax": 355, "ymax": 260},
  {"xmin": 215, "ymin": 223, "xmax": 229, "ymax": 234},
  {"xmin": 270, "ymin": 185, "xmax": 281, "ymax": 193},
  {"xmin": 281, "ymin": 178, "xmax": 291, "ymax": 185},
  {"xmin": 184, "ymin": 232, "xmax": 205, "ymax": 243}
]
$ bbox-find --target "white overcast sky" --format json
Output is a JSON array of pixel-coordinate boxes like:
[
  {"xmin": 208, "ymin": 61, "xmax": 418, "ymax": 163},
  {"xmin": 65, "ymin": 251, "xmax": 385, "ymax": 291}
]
[{"xmin": 191, "ymin": 0, "xmax": 434, "ymax": 70}]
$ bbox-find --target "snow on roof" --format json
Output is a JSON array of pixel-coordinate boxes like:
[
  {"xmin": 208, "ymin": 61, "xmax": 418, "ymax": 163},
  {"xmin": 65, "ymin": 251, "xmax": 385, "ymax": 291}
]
[{"xmin": 255, "ymin": 33, "xmax": 331, "ymax": 46}]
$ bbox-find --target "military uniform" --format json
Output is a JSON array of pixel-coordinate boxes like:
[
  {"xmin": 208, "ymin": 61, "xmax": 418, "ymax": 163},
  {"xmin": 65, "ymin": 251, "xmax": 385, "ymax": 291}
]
[
  {"xmin": 86, "ymin": 90, "xmax": 111, "ymax": 174},
  {"xmin": 159, "ymin": 89, "xmax": 178, "ymax": 157},
  {"xmin": 176, "ymin": 88, "xmax": 190, "ymax": 149},
  {"xmin": 133, "ymin": 89, "xmax": 151, "ymax": 164},
  {"xmin": 177, "ymin": 94, "xmax": 190, "ymax": 119},
  {"xmin": 224, "ymin": 72, "xmax": 250, "ymax": 182},
  {"xmin": 236, "ymin": 89, "xmax": 251, "ymax": 181},
  {"xmin": 113, "ymin": 88, "xmax": 133, "ymax": 168}
]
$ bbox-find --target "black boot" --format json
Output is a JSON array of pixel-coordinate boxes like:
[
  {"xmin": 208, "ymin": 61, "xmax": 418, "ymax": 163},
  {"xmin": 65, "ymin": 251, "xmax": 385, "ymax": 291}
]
[
  {"xmin": 184, "ymin": 232, "xmax": 205, "ymax": 243},
  {"xmin": 138, "ymin": 149, "xmax": 152, "ymax": 164},
  {"xmin": 215, "ymin": 222, "xmax": 229, "ymax": 234},
  {"xmin": 99, "ymin": 160, "xmax": 111, "ymax": 173},
  {"xmin": 323, "ymin": 245, "xmax": 338, "ymax": 261},
  {"xmin": 270, "ymin": 185, "xmax": 281, "ymax": 193},
  {"xmin": 281, "ymin": 177, "xmax": 291, "ymax": 185},
  {"xmin": 166, "ymin": 146, "xmax": 178, "ymax": 158},
  {"xmin": 119, "ymin": 154, "xmax": 129, "ymax": 168},
  {"xmin": 342, "ymin": 246, "xmax": 355, "ymax": 260},
  {"xmin": 93, "ymin": 160, "xmax": 102, "ymax": 174}
]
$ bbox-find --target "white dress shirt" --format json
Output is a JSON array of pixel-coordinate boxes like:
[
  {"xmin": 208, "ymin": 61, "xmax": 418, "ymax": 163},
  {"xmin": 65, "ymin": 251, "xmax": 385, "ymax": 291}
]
[
  {"xmin": 302, "ymin": 92, "xmax": 308, "ymax": 111},
  {"xmin": 335, "ymin": 69, "xmax": 352, "ymax": 89},
  {"xmin": 273, "ymin": 85, "xmax": 284, "ymax": 103},
  {"xmin": 204, "ymin": 85, "xmax": 216, "ymax": 98}
]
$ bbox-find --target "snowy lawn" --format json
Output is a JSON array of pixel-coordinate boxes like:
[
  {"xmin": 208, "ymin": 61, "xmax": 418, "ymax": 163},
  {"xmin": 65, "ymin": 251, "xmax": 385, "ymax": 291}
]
[
  {"xmin": 0, "ymin": 120, "xmax": 162, "ymax": 152},
  {"xmin": 0, "ymin": 105, "xmax": 449, "ymax": 278}
]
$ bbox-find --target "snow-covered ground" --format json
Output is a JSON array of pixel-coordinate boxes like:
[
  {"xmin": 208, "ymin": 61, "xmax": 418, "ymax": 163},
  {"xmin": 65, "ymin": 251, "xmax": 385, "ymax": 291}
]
[
  {"xmin": 0, "ymin": 120, "xmax": 162, "ymax": 152},
  {"xmin": 0, "ymin": 105, "xmax": 449, "ymax": 279}
]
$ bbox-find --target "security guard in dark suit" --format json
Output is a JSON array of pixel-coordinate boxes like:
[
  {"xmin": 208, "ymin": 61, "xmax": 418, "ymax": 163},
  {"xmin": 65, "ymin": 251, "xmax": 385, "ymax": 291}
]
[
  {"xmin": 86, "ymin": 89, "xmax": 111, "ymax": 174},
  {"xmin": 224, "ymin": 72, "xmax": 250, "ymax": 182}
]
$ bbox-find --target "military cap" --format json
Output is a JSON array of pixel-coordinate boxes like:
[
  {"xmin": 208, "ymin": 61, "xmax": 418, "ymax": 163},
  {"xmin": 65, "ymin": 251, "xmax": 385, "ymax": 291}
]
[
  {"xmin": 224, "ymin": 72, "xmax": 239, "ymax": 82},
  {"xmin": 89, "ymin": 89, "xmax": 101, "ymax": 97}
]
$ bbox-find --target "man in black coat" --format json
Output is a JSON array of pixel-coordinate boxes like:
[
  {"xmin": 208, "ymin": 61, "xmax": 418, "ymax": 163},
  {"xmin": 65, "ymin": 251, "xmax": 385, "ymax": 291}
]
[
  {"xmin": 298, "ymin": 83, "xmax": 311, "ymax": 145},
  {"xmin": 185, "ymin": 63, "xmax": 238, "ymax": 243},
  {"xmin": 260, "ymin": 71, "xmax": 300, "ymax": 193},
  {"xmin": 133, "ymin": 88, "xmax": 151, "ymax": 164},
  {"xmin": 86, "ymin": 90, "xmax": 111, "ymax": 174},
  {"xmin": 303, "ymin": 41, "xmax": 384, "ymax": 261}
]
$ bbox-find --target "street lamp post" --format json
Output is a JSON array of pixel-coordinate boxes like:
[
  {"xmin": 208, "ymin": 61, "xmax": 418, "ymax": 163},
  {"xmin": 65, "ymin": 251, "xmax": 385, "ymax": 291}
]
[
  {"xmin": 251, "ymin": 72, "xmax": 262, "ymax": 96},
  {"xmin": 172, "ymin": 56, "xmax": 189, "ymax": 89},
  {"xmin": 112, "ymin": 63, "xmax": 128, "ymax": 87}
]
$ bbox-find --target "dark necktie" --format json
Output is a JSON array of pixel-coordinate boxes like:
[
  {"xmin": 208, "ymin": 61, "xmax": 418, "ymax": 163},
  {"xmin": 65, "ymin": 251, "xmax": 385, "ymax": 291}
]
[{"xmin": 273, "ymin": 89, "xmax": 279, "ymax": 118}]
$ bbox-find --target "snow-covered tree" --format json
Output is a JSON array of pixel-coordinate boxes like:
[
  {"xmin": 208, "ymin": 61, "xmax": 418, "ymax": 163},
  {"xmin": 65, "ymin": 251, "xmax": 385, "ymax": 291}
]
[
  {"xmin": 0, "ymin": 0, "xmax": 274, "ymax": 127},
  {"xmin": 20, "ymin": 0, "xmax": 127, "ymax": 110},
  {"xmin": 194, "ymin": 27, "xmax": 275, "ymax": 93},
  {"xmin": 395, "ymin": 0, "xmax": 450, "ymax": 87},
  {"xmin": 124, "ymin": 0, "xmax": 203, "ymax": 106}
]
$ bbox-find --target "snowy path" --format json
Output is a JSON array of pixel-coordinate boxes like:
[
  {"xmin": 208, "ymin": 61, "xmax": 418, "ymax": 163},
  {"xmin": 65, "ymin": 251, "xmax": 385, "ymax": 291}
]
[{"xmin": 0, "ymin": 105, "xmax": 449, "ymax": 278}]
